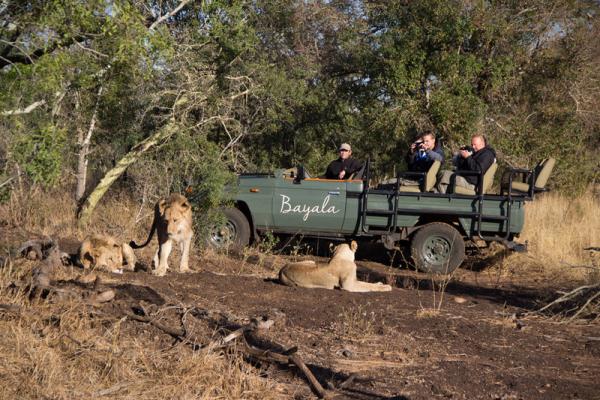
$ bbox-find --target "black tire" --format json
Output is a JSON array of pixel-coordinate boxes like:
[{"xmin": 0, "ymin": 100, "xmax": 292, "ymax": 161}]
[
  {"xmin": 410, "ymin": 222, "xmax": 465, "ymax": 274},
  {"xmin": 208, "ymin": 207, "xmax": 251, "ymax": 250}
]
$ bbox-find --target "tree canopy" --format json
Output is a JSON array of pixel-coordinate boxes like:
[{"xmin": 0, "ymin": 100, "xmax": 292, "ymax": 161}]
[{"xmin": 1, "ymin": 0, "xmax": 598, "ymax": 212}]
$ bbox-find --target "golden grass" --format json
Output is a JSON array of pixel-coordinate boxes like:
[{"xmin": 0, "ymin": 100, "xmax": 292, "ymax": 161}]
[
  {"xmin": 0, "ymin": 262, "xmax": 279, "ymax": 400},
  {"xmin": 0, "ymin": 187, "xmax": 153, "ymax": 242},
  {"xmin": 509, "ymin": 191, "xmax": 600, "ymax": 280},
  {"xmin": 2, "ymin": 186, "xmax": 598, "ymax": 281}
]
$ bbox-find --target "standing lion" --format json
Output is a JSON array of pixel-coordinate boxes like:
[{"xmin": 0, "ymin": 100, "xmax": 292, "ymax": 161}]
[{"xmin": 130, "ymin": 194, "xmax": 193, "ymax": 276}]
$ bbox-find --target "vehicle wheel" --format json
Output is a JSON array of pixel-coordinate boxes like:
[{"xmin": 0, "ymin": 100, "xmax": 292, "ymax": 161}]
[
  {"xmin": 410, "ymin": 222, "xmax": 465, "ymax": 274},
  {"xmin": 208, "ymin": 208, "xmax": 250, "ymax": 250}
]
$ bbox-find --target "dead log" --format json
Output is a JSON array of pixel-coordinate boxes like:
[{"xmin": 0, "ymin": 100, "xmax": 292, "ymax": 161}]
[{"xmin": 18, "ymin": 238, "xmax": 67, "ymax": 264}]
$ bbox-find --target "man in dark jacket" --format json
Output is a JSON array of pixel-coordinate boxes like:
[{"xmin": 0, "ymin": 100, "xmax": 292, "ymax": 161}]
[
  {"xmin": 406, "ymin": 131, "xmax": 445, "ymax": 173},
  {"xmin": 325, "ymin": 143, "xmax": 363, "ymax": 179},
  {"xmin": 436, "ymin": 134, "xmax": 496, "ymax": 194}
]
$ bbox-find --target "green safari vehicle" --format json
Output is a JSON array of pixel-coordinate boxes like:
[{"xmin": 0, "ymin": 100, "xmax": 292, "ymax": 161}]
[{"xmin": 210, "ymin": 160, "xmax": 538, "ymax": 274}]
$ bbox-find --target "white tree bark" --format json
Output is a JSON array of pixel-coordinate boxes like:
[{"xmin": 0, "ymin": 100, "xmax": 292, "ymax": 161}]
[
  {"xmin": 76, "ymin": 85, "xmax": 103, "ymax": 202},
  {"xmin": 1, "ymin": 100, "xmax": 46, "ymax": 116}
]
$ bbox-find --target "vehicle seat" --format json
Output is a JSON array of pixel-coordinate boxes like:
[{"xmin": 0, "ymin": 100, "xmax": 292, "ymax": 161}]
[
  {"xmin": 453, "ymin": 161, "xmax": 497, "ymax": 195},
  {"xmin": 282, "ymin": 167, "xmax": 297, "ymax": 179},
  {"xmin": 399, "ymin": 160, "xmax": 441, "ymax": 193},
  {"xmin": 511, "ymin": 158, "xmax": 555, "ymax": 194},
  {"xmin": 349, "ymin": 163, "xmax": 367, "ymax": 180}
]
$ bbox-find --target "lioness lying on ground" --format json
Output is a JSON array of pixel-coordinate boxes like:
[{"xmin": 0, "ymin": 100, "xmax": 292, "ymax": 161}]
[
  {"xmin": 130, "ymin": 194, "xmax": 193, "ymax": 276},
  {"xmin": 279, "ymin": 241, "xmax": 392, "ymax": 292},
  {"xmin": 79, "ymin": 234, "xmax": 136, "ymax": 273}
]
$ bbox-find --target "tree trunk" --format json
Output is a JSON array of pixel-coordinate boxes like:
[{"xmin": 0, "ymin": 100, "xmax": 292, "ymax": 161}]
[
  {"xmin": 77, "ymin": 120, "xmax": 179, "ymax": 228},
  {"xmin": 76, "ymin": 86, "xmax": 103, "ymax": 203}
]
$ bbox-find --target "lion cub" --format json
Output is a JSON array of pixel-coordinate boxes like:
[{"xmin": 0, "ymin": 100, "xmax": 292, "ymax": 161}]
[
  {"xmin": 279, "ymin": 241, "xmax": 392, "ymax": 292},
  {"xmin": 79, "ymin": 234, "xmax": 136, "ymax": 273},
  {"xmin": 130, "ymin": 194, "xmax": 193, "ymax": 276}
]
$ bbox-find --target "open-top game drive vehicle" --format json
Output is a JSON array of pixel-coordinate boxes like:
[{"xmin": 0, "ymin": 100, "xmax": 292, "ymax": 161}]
[{"xmin": 209, "ymin": 158, "xmax": 555, "ymax": 274}]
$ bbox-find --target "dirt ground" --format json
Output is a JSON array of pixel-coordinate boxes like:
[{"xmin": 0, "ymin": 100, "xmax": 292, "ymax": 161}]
[{"xmin": 2, "ymin": 230, "xmax": 600, "ymax": 400}]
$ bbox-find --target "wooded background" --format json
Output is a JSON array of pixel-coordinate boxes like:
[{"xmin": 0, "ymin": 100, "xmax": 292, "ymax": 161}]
[{"xmin": 1, "ymin": 1, "xmax": 598, "ymax": 222}]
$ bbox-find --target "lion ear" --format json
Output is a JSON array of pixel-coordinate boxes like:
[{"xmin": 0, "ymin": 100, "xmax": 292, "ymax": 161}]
[
  {"xmin": 158, "ymin": 199, "xmax": 167, "ymax": 214},
  {"xmin": 350, "ymin": 241, "xmax": 358, "ymax": 252},
  {"xmin": 81, "ymin": 251, "xmax": 94, "ymax": 268},
  {"xmin": 181, "ymin": 200, "xmax": 190, "ymax": 209},
  {"xmin": 121, "ymin": 243, "xmax": 137, "ymax": 269}
]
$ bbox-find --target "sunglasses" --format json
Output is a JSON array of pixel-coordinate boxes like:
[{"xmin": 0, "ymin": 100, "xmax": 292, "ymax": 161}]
[{"xmin": 339, "ymin": 149, "xmax": 349, "ymax": 152}]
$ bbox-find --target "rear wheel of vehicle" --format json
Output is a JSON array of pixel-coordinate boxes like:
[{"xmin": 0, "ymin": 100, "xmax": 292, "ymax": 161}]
[
  {"xmin": 208, "ymin": 208, "xmax": 250, "ymax": 250},
  {"xmin": 410, "ymin": 222, "xmax": 465, "ymax": 274}
]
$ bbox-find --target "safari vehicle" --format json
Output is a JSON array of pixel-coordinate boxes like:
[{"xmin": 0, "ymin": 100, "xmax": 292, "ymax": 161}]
[{"xmin": 210, "ymin": 158, "xmax": 555, "ymax": 274}]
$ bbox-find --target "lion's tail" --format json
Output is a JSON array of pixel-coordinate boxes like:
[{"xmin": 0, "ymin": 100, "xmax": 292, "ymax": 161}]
[{"xmin": 129, "ymin": 211, "xmax": 158, "ymax": 249}]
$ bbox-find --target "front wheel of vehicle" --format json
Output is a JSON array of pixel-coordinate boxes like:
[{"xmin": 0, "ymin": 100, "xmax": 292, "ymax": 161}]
[
  {"xmin": 410, "ymin": 222, "xmax": 465, "ymax": 274},
  {"xmin": 208, "ymin": 208, "xmax": 250, "ymax": 250}
]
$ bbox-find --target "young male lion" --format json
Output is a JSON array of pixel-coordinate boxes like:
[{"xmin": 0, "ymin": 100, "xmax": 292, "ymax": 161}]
[
  {"xmin": 130, "ymin": 194, "xmax": 193, "ymax": 276},
  {"xmin": 279, "ymin": 241, "xmax": 392, "ymax": 292},
  {"xmin": 79, "ymin": 234, "xmax": 136, "ymax": 273}
]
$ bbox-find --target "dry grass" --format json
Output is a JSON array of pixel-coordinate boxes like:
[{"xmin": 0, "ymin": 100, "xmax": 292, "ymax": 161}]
[
  {"xmin": 0, "ymin": 187, "xmax": 159, "ymax": 244},
  {"xmin": 0, "ymin": 261, "xmax": 279, "ymax": 400},
  {"xmin": 415, "ymin": 308, "xmax": 441, "ymax": 318},
  {"xmin": 332, "ymin": 304, "xmax": 380, "ymax": 341},
  {"xmin": 508, "ymin": 191, "xmax": 600, "ymax": 281}
]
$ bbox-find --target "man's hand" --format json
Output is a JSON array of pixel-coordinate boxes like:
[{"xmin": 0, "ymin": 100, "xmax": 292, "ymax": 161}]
[
  {"xmin": 459, "ymin": 149, "xmax": 472, "ymax": 159},
  {"xmin": 410, "ymin": 143, "xmax": 417, "ymax": 152},
  {"xmin": 338, "ymin": 170, "xmax": 346, "ymax": 179}
]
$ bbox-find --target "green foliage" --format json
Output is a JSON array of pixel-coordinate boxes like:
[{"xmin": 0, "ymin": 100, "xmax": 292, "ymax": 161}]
[
  {"xmin": 1, "ymin": 0, "xmax": 598, "ymax": 201},
  {"xmin": 13, "ymin": 124, "xmax": 66, "ymax": 187},
  {"xmin": 142, "ymin": 132, "xmax": 237, "ymax": 242}
]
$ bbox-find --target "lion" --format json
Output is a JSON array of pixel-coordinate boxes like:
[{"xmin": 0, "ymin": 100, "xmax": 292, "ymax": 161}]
[
  {"xmin": 79, "ymin": 234, "xmax": 136, "ymax": 273},
  {"xmin": 278, "ymin": 241, "xmax": 392, "ymax": 292},
  {"xmin": 130, "ymin": 193, "xmax": 193, "ymax": 276}
]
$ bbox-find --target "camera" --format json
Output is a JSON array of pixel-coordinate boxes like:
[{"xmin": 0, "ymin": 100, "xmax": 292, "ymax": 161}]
[
  {"xmin": 460, "ymin": 145, "xmax": 474, "ymax": 152},
  {"xmin": 413, "ymin": 140, "xmax": 424, "ymax": 148}
]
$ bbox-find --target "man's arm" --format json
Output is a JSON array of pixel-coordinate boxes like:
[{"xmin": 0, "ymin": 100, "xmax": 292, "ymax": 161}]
[
  {"xmin": 426, "ymin": 149, "xmax": 444, "ymax": 162},
  {"xmin": 347, "ymin": 159, "xmax": 364, "ymax": 175},
  {"xmin": 465, "ymin": 149, "xmax": 494, "ymax": 173},
  {"xmin": 325, "ymin": 160, "xmax": 340, "ymax": 179},
  {"xmin": 476, "ymin": 150, "xmax": 495, "ymax": 174}
]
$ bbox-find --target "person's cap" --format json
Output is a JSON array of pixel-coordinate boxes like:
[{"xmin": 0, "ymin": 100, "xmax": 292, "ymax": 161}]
[{"xmin": 339, "ymin": 143, "xmax": 351, "ymax": 151}]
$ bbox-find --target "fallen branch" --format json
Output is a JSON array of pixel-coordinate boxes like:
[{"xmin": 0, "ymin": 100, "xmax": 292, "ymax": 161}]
[
  {"xmin": 127, "ymin": 312, "xmax": 185, "ymax": 338},
  {"xmin": 526, "ymin": 283, "xmax": 600, "ymax": 322},
  {"xmin": 126, "ymin": 306, "xmax": 331, "ymax": 398},
  {"xmin": 2, "ymin": 99, "xmax": 46, "ymax": 116}
]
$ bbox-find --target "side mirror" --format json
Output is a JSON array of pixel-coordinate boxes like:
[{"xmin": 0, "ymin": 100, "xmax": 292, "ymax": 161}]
[{"xmin": 293, "ymin": 165, "xmax": 305, "ymax": 184}]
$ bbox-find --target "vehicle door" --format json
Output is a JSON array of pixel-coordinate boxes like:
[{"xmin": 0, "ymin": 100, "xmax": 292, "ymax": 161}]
[{"xmin": 272, "ymin": 172, "xmax": 347, "ymax": 233}]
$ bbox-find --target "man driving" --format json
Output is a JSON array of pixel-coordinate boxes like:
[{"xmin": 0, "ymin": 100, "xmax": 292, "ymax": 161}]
[{"xmin": 325, "ymin": 143, "xmax": 363, "ymax": 180}]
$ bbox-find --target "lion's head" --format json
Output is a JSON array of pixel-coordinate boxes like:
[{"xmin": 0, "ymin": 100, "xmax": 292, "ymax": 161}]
[
  {"xmin": 330, "ymin": 240, "xmax": 358, "ymax": 262},
  {"xmin": 80, "ymin": 235, "xmax": 136, "ymax": 272},
  {"xmin": 159, "ymin": 194, "xmax": 192, "ymax": 238}
]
